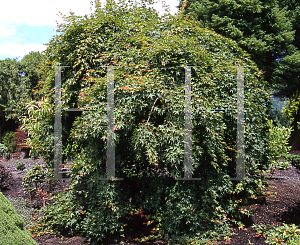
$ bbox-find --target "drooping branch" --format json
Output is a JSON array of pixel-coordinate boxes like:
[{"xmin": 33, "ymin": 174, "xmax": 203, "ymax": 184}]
[{"xmin": 146, "ymin": 91, "xmax": 164, "ymax": 125}]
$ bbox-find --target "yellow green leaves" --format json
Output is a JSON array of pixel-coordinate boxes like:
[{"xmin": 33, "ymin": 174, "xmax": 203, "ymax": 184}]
[
  {"xmin": 267, "ymin": 119, "xmax": 293, "ymax": 166},
  {"xmin": 283, "ymin": 89, "xmax": 300, "ymax": 124}
]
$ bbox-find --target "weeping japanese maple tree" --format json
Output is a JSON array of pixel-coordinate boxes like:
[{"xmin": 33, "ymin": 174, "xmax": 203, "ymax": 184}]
[{"xmin": 22, "ymin": 0, "xmax": 274, "ymax": 243}]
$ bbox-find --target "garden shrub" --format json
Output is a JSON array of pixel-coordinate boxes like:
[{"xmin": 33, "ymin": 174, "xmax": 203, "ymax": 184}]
[
  {"xmin": 2, "ymin": 131, "xmax": 18, "ymax": 153},
  {"xmin": 22, "ymin": 165, "xmax": 55, "ymax": 198},
  {"xmin": 253, "ymin": 223, "xmax": 300, "ymax": 245},
  {"xmin": 0, "ymin": 143, "xmax": 7, "ymax": 156},
  {"xmin": 0, "ymin": 191, "xmax": 38, "ymax": 245},
  {"xmin": 0, "ymin": 164, "xmax": 13, "ymax": 191},
  {"xmin": 15, "ymin": 162, "xmax": 26, "ymax": 171},
  {"xmin": 287, "ymin": 154, "xmax": 300, "ymax": 171},
  {"xmin": 22, "ymin": 0, "xmax": 275, "ymax": 243},
  {"xmin": 266, "ymin": 119, "xmax": 293, "ymax": 170},
  {"xmin": 293, "ymin": 156, "xmax": 300, "ymax": 170}
]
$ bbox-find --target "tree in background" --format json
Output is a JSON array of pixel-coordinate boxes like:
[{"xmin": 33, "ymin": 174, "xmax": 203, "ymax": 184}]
[
  {"xmin": 278, "ymin": 0, "xmax": 300, "ymax": 150},
  {"xmin": 0, "ymin": 58, "xmax": 21, "ymax": 138},
  {"xmin": 0, "ymin": 51, "xmax": 45, "ymax": 143},
  {"xmin": 178, "ymin": 0, "xmax": 300, "ymax": 141}
]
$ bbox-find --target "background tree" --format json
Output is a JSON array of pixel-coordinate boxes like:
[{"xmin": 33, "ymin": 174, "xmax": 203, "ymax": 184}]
[
  {"xmin": 0, "ymin": 58, "xmax": 21, "ymax": 139},
  {"xmin": 278, "ymin": 0, "xmax": 300, "ymax": 150},
  {"xmin": 0, "ymin": 52, "xmax": 45, "ymax": 143},
  {"xmin": 178, "ymin": 0, "xmax": 300, "ymax": 148}
]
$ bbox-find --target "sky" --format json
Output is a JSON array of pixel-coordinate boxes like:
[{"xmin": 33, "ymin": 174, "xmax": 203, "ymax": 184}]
[{"xmin": 0, "ymin": 0, "xmax": 180, "ymax": 61}]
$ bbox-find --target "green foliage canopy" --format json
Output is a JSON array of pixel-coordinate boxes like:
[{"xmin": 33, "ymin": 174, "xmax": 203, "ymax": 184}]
[
  {"xmin": 2, "ymin": 131, "xmax": 17, "ymax": 153},
  {"xmin": 0, "ymin": 52, "xmax": 46, "ymax": 137},
  {"xmin": 179, "ymin": 0, "xmax": 300, "ymax": 129}
]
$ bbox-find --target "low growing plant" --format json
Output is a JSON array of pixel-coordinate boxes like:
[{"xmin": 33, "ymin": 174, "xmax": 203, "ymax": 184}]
[
  {"xmin": 16, "ymin": 162, "xmax": 26, "ymax": 171},
  {"xmin": 22, "ymin": 165, "xmax": 57, "ymax": 209},
  {"xmin": 23, "ymin": 165, "xmax": 45, "ymax": 196},
  {"xmin": 0, "ymin": 143, "xmax": 7, "ymax": 156},
  {"xmin": 253, "ymin": 223, "xmax": 300, "ymax": 244},
  {"xmin": 22, "ymin": 165, "xmax": 54, "ymax": 197},
  {"xmin": 0, "ymin": 164, "xmax": 13, "ymax": 191},
  {"xmin": 4, "ymin": 153, "xmax": 10, "ymax": 160},
  {"xmin": 287, "ymin": 154, "xmax": 300, "ymax": 171},
  {"xmin": 276, "ymin": 160, "xmax": 291, "ymax": 170},
  {"xmin": 0, "ymin": 192, "xmax": 38, "ymax": 245},
  {"xmin": 267, "ymin": 119, "xmax": 293, "ymax": 171},
  {"xmin": 2, "ymin": 131, "xmax": 18, "ymax": 153}
]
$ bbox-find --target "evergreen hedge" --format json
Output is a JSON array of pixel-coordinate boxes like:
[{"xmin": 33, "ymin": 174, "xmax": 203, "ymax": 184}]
[{"xmin": 0, "ymin": 192, "xmax": 37, "ymax": 245}]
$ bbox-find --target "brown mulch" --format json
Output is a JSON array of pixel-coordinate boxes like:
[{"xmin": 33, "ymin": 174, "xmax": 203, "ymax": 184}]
[
  {"xmin": 218, "ymin": 153, "xmax": 300, "ymax": 245},
  {"xmin": 1, "ymin": 153, "xmax": 300, "ymax": 244}
]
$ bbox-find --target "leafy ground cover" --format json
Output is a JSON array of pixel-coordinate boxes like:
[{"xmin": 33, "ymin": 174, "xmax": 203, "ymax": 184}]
[{"xmin": 0, "ymin": 152, "xmax": 299, "ymax": 244}]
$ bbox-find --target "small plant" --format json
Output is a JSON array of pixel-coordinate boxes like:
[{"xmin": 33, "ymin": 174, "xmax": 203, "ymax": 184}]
[
  {"xmin": 22, "ymin": 165, "xmax": 55, "ymax": 209},
  {"xmin": 287, "ymin": 154, "xmax": 300, "ymax": 171},
  {"xmin": 22, "ymin": 165, "xmax": 48, "ymax": 196},
  {"xmin": 276, "ymin": 160, "xmax": 290, "ymax": 170},
  {"xmin": 253, "ymin": 223, "xmax": 300, "ymax": 244},
  {"xmin": 2, "ymin": 131, "xmax": 18, "ymax": 153},
  {"xmin": 4, "ymin": 153, "xmax": 10, "ymax": 160},
  {"xmin": 0, "ymin": 143, "xmax": 7, "ymax": 156},
  {"xmin": 267, "ymin": 120, "xmax": 292, "ymax": 171},
  {"xmin": 16, "ymin": 162, "xmax": 26, "ymax": 171},
  {"xmin": 0, "ymin": 164, "xmax": 13, "ymax": 191}
]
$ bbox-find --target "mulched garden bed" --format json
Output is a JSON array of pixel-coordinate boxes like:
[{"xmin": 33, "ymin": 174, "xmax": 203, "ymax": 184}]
[
  {"xmin": 218, "ymin": 161, "xmax": 300, "ymax": 244},
  {"xmin": 1, "ymin": 153, "xmax": 300, "ymax": 244}
]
